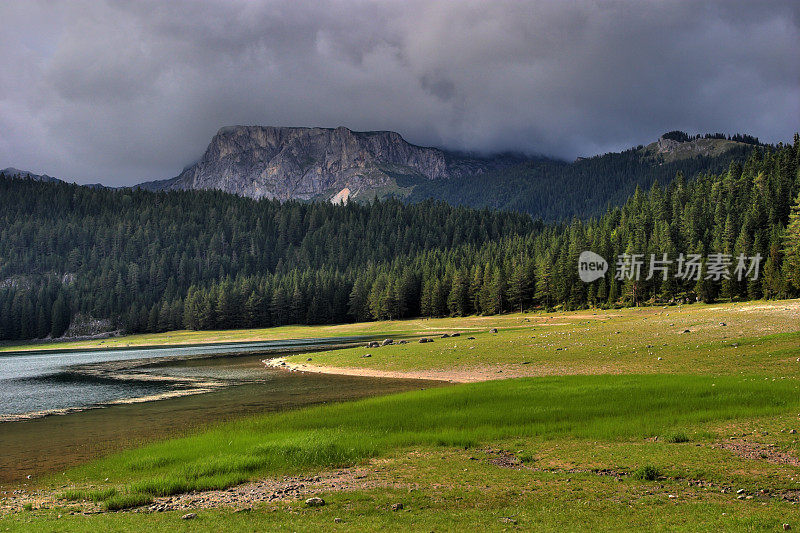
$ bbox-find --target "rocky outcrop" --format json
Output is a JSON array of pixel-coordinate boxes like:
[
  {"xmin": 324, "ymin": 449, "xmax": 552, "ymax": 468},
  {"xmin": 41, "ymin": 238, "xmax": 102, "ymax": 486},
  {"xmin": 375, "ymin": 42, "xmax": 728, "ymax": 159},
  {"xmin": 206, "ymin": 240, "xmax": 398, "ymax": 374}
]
[
  {"xmin": 643, "ymin": 135, "xmax": 749, "ymax": 163},
  {"xmin": 141, "ymin": 126, "xmax": 514, "ymax": 201}
]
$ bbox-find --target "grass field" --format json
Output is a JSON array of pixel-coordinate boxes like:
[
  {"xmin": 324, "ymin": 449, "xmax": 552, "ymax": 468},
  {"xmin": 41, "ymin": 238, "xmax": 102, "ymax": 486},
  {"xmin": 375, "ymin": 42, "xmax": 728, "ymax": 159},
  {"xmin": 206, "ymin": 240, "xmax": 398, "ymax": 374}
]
[{"xmin": 2, "ymin": 300, "xmax": 799, "ymax": 531}]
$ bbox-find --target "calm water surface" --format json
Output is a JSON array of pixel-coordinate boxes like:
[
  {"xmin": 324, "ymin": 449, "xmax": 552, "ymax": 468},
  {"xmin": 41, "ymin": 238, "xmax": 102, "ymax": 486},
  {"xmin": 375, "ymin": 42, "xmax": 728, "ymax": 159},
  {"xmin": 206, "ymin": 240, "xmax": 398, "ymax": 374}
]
[
  {"xmin": 0, "ymin": 338, "xmax": 365, "ymax": 417},
  {"xmin": 0, "ymin": 339, "xmax": 437, "ymax": 484}
]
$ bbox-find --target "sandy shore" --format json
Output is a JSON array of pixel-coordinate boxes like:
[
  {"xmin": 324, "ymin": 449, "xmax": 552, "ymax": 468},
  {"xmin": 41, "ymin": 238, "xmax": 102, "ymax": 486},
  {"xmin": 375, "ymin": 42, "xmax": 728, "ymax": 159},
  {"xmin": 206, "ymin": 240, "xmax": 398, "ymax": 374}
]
[{"xmin": 263, "ymin": 357, "xmax": 527, "ymax": 383}]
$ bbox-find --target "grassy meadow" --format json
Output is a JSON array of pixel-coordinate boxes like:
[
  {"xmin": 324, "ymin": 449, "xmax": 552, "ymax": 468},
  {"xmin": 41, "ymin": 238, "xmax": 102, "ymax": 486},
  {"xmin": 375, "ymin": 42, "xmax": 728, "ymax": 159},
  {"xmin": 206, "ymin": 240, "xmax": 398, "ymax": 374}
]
[{"xmin": 2, "ymin": 300, "xmax": 800, "ymax": 531}]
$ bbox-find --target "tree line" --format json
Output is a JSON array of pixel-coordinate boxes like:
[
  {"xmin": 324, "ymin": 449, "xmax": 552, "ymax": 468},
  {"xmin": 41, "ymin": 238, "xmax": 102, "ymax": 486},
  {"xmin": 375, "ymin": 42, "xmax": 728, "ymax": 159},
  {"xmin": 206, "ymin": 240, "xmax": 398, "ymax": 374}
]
[{"xmin": 0, "ymin": 136, "xmax": 798, "ymax": 341}]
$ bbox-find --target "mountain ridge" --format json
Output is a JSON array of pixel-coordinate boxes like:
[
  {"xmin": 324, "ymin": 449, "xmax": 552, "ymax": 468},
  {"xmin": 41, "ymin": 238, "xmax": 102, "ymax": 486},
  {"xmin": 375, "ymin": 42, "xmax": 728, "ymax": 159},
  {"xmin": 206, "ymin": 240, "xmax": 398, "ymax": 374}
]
[{"xmin": 139, "ymin": 125, "xmax": 525, "ymax": 202}]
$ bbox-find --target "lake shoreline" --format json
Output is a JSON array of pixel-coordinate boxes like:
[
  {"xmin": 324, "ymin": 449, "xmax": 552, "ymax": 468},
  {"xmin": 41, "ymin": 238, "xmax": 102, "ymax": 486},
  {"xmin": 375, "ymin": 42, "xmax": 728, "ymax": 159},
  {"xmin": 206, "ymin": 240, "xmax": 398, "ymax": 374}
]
[{"xmin": 0, "ymin": 337, "xmax": 373, "ymax": 422}]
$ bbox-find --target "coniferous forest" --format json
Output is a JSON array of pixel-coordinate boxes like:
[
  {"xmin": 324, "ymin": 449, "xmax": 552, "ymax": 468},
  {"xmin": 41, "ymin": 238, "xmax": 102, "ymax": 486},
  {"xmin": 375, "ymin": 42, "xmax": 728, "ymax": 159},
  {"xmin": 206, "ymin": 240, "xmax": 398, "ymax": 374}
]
[{"xmin": 1, "ymin": 137, "xmax": 798, "ymax": 342}]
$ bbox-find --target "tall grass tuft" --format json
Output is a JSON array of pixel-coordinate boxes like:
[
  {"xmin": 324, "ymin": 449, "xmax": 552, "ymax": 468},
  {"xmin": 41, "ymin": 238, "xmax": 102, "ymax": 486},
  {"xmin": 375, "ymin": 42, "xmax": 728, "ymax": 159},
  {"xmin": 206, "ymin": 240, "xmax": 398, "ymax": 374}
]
[{"xmin": 632, "ymin": 465, "xmax": 661, "ymax": 481}]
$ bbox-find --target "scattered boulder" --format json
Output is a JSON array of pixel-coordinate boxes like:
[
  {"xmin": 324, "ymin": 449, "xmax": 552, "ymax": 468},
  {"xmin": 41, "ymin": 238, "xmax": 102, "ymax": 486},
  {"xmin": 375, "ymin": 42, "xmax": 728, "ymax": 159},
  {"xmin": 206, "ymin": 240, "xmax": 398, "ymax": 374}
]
[
  {"xmin": 367, "ymin": 341, "xmax": 381, "ymax": 348},
  {"xmin": 362, "ymin": 353, "xmax": 372, "ymax": 358},
  {"xmin": 391, "ymin": 503, "xmax": 404, "ymax": 511},
  {"xmin": 500, "ymin": 517, "xmax": 518, "ymax": 525},
  {"xmin": 307, "ymin": 358, "xmax": 312, "ymax": 362},
  {"xmin": 683, "ymin": 329, "xmax": 691, "ymax": 334},
  {"xmin": 790, "ymin": 429, "xmax": 797, "ymax": 434},
  {"xmin": 440, "ymin": 333, "xmax": 450, "ymax": 338},
  {"xmin": 334, "ymin": 518, "xmax": 343, "ymax": 523},
  {"xmin": 719, "ymin": 322, "xmax": 726, "ymax": 326},
  {"xmin": 305, "ymin": 497, "xmax": 325, "ymax": 507},
  {"xmin": 490, "ymin": 328, "xmax": 498, "ymax": 333},
  {"xmin": 381, "ymin": 339, "xmax": 394, "ymax": 346},
  {"xmin": 398, "ymin": 340, "xmax": 408, "ymax": 344},
  {"xmin": 419, "ymin": 338, "xmax": 432, "ymax": 343},
  {"xmin": 451, "ymin": 332, "xmax": 460, "ymax": 337},
  {"xmin": 783, "ymin": 524, "xmax": 791, "ymax": 531},
  {"xmin": 467, "ymin": 336, "xmax": 475, "ymax": 340},
  {"xmin": 181, "ymin": 513, "xmax": 197, "ymax": 520}
]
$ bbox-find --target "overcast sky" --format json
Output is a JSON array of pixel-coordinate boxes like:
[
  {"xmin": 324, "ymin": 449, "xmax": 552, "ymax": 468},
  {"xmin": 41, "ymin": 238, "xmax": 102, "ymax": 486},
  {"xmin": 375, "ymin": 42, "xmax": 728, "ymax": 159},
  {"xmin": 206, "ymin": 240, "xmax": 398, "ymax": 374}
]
[{"xmin": 1, "ymin": 1, "xmax": 798, "ymax": 186}]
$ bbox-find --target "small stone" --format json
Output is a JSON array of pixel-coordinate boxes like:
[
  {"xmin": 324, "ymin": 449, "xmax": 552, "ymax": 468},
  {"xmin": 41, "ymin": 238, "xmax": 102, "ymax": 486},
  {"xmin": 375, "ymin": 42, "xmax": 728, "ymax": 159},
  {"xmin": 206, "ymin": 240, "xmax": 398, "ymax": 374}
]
[
  {"xmin": 791, "ymin": 429, "xmax": 797, "ymax": 434},
  {"xmin": 391, "ymin": 503, "xmax": 403, "ymax": 511},
  {"xmin": 467, "ymin": 336, "xmax": 476, "ymax": 340},
  {"xmin": 334, "ymin": 518, "xmax": 342, "ymax": 523},
  {"xmin": 657, "ymin": 357, "xmax": 663, "ymax": 360},
  {"xmin": 362, "ymin": 353, "xmax": 372, "ymax": 358},
  {"xmin": 306, "ymin": 497, "xmax": 325, "ymax": 507},
  {"xmin": 783, "ymin": 524, "xmax": 791, "ymax": 531},
  {"xmin": 683, "ymin": 329, "xmax": 691, "ymax": 334},
  {"xmin": 181, "ymin": 513, "xmax": 197, "ymax": 520},
  {"xmin": 737, "ymin": 489, "xmax": 745, "ymax": 495},
  {"xmin": 500, "ymin": 517, "xmax": 517, "ymax": 524},
  {"xmin": 720, "ymin": 322, "xmax": 726, "ymax": 326},
  {"xmin": 490, "ymin": 328, "xmax": 498, "ymax": 333},
  {"xmin": 441, "ymin": 333, "xmax": 450, "ymax": 338},
  {"xmin": 307, "ymin": 358, "xmax": 312, "ymax": 362}
]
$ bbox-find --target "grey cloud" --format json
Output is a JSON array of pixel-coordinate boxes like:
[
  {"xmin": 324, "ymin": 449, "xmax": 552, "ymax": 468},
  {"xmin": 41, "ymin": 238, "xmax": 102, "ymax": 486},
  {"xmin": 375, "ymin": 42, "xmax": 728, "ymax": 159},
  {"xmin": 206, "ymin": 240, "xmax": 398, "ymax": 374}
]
[{"xmin": 0, "ymin": 0, "xmax": 797, "ymax": 186}]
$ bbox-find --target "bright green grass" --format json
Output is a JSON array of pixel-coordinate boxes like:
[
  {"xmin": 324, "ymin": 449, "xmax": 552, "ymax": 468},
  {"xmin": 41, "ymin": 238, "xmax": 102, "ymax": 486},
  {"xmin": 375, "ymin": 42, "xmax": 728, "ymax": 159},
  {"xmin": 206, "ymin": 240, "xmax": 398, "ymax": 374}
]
[
  {"xmin": 4, "ymin": 300, "xmax": 800, "ymax": 530},
  {"xmin": 59, "ymin": 374, "xmax": 800, "ymax": 509},
  {"xmin": 61, "ymin": 487, "xmax": 117, "ymax": 502}
]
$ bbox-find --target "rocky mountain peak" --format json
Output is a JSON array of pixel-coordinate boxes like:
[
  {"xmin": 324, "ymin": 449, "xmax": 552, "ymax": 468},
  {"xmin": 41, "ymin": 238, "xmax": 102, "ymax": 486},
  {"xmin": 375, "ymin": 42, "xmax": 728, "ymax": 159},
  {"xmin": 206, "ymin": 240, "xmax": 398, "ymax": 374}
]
[{"xmin": 140, "ymin": 125, "xmax": 519, "ymax": 202}]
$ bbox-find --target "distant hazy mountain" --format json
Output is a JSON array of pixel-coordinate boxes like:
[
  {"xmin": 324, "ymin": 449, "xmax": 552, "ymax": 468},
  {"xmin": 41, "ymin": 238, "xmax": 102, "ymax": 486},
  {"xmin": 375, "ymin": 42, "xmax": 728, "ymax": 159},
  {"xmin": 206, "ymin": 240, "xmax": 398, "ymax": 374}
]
[
  {"xmin": 1, "ymin": 167, "xmax": 62, "ymax": 183},
  {"xmin": 139, "ymin": 125, "xmax": 524, "ymax": 202},
  {"xmin": 405, "ymin": 133, "xmax": 758, "ymax": 220}
]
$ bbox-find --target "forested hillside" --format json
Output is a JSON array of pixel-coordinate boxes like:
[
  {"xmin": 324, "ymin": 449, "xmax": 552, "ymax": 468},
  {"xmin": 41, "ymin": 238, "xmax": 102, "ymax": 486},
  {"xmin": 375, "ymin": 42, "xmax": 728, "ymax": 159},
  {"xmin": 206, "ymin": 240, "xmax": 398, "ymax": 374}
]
[
  {"xmin": 0, "ymin": 137, "xmax": 797, "ymax": 341},
  {"xmin": 406, "ymin": 137, "xmax": 757, "ymax": 220},
  {"xmin": 0, "ymin": 183, "xmax": 536, "ymax": 340}
]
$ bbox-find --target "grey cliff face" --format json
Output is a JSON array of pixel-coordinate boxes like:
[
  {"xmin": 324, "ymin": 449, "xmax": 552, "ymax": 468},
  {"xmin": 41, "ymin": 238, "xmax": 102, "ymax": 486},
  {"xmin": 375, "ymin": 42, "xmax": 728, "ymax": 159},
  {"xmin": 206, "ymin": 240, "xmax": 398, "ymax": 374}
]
[{"xmin": 158, "ymin": 126, "xmax": 465, "ymax": 201}]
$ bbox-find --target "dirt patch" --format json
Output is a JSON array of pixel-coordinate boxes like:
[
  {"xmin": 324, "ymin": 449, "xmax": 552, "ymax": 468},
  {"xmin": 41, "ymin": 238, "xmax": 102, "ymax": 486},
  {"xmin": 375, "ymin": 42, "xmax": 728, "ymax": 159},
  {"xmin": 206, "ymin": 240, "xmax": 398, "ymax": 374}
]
[
  {"xmin": 732, "ymin": 300, "xmax": 800, "ymax": 314},
  {"xmin": 143, "ymin": 465, "xmax": 412, "ymax": 513},
  {"xmin": 716, "ymin": 439, "xmax": 800, "ymax": 467},
  {"xmin": 486, "ymin": 449, "xmax": 524, "ymax": 469},
  {"xmin": 0, "ymin": 463, "xmax": 414, "ymax": 516}
]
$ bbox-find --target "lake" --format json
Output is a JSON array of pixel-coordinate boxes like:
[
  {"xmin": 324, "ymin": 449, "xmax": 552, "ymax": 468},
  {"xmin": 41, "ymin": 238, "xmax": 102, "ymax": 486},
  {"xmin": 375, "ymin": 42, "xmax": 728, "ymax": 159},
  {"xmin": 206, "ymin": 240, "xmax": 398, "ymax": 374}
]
[
  {"xmin": 0, "ymin": 339, "xmax": 437, "ymax": 484},
  {"xmin": 0, "ymin": 338, "xmax": 368, "ymax": 419}
]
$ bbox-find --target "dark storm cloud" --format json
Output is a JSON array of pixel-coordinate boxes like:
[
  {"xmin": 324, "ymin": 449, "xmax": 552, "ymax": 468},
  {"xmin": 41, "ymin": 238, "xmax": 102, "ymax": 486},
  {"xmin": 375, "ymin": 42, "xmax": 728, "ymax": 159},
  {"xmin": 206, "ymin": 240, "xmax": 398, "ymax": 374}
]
[{"xmin": 0, "ymin": 0, "xmax": 797, "ymax": 185}]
